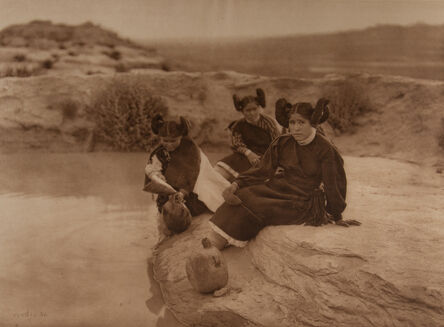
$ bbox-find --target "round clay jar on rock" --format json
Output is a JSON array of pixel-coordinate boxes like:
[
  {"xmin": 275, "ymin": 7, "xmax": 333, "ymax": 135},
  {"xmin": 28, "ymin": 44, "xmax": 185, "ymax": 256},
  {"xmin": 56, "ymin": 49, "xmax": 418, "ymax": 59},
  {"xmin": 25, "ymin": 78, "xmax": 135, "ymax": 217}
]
[
  {"xmin": 186, "ymin": 238, "xmax": 229, "ymax": 294},
  {"xmin": 162, "ymin": 193, "xmax": 192, "ymax": 234}
]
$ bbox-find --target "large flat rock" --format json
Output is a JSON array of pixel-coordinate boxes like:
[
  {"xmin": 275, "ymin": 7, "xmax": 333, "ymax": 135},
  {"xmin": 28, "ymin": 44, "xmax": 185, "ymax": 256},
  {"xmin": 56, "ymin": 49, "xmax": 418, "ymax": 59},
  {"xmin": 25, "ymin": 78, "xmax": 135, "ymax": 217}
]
[{"xmin": 153, "ymin": 156, "xmax": 444, "ymax": 327}]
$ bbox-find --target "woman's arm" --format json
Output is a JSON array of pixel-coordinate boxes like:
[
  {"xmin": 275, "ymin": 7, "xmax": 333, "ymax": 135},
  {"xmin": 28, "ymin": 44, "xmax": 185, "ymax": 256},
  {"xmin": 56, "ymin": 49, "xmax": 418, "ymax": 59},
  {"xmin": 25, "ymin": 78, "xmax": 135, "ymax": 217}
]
[
  {"xmin": 144, "ymin": 153, "xmax": 176, "ymax": 194},
  {"xmin": 259, "ymin": 114, "xmax": 281, "ymax": 141},
  {"xmin": 320, "ymin": 147, "xmax": 347, "ymax": 221},
  {"xmin": 145, "ymin": 155, "xmax": 164, "ymax": 178},
  {"xmin": 235, "ymin": 138, "xmax": 280, "ymax": 188}
]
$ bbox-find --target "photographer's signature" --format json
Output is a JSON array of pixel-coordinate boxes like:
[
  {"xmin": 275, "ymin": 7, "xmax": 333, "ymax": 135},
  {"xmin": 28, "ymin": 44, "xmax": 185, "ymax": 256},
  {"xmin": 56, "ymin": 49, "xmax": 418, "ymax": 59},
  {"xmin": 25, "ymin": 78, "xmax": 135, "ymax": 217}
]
[{"xmin": 12, "ymin": 311, "xmax": 48, "ymax": 319}]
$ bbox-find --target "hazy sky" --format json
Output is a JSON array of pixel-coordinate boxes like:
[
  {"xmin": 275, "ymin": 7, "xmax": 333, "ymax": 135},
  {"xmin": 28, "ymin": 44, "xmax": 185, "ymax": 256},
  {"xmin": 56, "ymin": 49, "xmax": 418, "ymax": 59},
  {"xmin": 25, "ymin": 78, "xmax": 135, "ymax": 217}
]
[{"xmin": 1, "ymin": 0, "xmax": 444, "ymax": 40}]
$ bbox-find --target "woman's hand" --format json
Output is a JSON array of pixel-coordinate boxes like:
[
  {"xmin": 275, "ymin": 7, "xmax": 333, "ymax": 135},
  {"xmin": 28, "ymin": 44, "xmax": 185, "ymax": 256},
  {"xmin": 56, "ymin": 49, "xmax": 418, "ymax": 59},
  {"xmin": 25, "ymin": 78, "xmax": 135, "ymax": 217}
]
[
  {"xmin": 222, "ymin": 182, "xmax": 242, "ymax": 205},
  {"xmin": 246, "ymin": 151, "xmax": 260, "ymax": 167},
  {"xmin": 335, "ymin": 219, "xmax": 361, "ymax": 227},
  {"xmin": 275, "ymin": 166, "xmax": 285, "ymax": 177},
  {"xmin": 175, "ymin": 191, "xmax": 185, "ymax": 202}
]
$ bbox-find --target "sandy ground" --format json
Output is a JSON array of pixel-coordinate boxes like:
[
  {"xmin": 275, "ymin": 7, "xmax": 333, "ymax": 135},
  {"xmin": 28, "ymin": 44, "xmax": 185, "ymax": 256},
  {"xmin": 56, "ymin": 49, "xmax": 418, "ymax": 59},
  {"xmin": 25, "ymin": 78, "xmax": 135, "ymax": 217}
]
[{"xmin": 0, "ymin": 153, "xmax": 181, "ymax": 327}]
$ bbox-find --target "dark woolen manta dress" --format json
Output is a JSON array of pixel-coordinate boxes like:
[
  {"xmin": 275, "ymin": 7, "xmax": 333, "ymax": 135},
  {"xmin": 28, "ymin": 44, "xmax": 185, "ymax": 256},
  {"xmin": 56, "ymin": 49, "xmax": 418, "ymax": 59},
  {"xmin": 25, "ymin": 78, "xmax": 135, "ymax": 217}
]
[
  {"xmin": 144, "ymin": 136, "xmax": 208, "ymax": 216},
  {"xmin": 209, "ymin": 133, "xmax": 347, "ymax": 247},
  {"xmin": 217, "ymin": 114, "xmax": 280, "ymax": 178}
]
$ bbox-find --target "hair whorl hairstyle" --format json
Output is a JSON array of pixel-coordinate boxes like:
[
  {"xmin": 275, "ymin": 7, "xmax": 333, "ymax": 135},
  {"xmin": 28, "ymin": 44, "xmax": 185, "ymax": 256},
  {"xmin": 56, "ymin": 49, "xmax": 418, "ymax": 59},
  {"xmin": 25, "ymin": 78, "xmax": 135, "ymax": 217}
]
[
  {"xmin": 275, "ymin": 97, "xmax": 330, "ymax": 127},
  {"xmin": 256, "ymin": 88, "xmax": 266, "ymax": 108},
  {"xmin": 151, "ymin": 114, "xmax": 165, "ymax": 135},
  {"xmin": 232, "ymin": 88, "xmax": 266, "ymax": 111},
  {"xmin": 275, "ymin": 98, "xmax": 292, "ymax": 128},
  {"xmin": 179, "ymin": 116, "xmax": 190, "ymax": 136},
  {"xmin": 151, "ymin": 114, "xmax": 190, "ymax": 137},
  {"xmin": 311, "ymin": 98, "xmax": 330, "ymax": 125}
]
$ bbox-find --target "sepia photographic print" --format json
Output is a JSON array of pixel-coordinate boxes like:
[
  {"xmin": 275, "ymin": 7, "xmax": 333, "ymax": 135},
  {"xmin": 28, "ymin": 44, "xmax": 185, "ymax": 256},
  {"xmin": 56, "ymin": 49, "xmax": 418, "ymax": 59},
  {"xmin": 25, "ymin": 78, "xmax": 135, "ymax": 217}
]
[{"xmin": 0, "ymin": 0, "xmax": 443, "ymax": 326}]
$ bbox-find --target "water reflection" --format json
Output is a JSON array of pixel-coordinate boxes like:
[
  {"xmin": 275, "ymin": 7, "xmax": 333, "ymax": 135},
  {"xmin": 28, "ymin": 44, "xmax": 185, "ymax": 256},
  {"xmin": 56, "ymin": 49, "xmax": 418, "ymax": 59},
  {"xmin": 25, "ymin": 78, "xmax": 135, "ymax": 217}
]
[{"xmin": 0, "ymin": 152, "xmax": 184, "ymax": 327}]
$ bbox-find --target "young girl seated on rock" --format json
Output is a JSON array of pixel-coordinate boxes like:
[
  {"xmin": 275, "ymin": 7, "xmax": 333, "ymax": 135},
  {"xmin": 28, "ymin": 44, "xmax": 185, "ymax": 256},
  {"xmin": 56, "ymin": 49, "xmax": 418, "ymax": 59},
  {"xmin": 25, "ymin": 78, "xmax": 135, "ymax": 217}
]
[
  {"xmin": 207, "ymin": 97, "xmax": 361, "ymax": 250},
  {"xmin": 215, "ymin": 88, "xmax": 280, "ymax": 182},
  {"xmin": 144, "ymin": 114, "xmax": 229, "ymax": 229}
]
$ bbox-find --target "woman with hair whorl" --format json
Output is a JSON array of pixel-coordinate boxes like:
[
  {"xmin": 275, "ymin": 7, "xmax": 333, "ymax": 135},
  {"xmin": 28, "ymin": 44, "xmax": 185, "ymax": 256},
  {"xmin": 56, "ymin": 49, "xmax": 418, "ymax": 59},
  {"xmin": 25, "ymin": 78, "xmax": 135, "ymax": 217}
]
[
  {"xmin": 206, "ymin": 98, "xmax": 360, "ymax": 250},
  {"xmin": 215, "ymin": 88, "xmax": 280, "ymax": 182},
  {"xmin": 144, "ymin": 114, "xmax": 229, "ymax": 217}
]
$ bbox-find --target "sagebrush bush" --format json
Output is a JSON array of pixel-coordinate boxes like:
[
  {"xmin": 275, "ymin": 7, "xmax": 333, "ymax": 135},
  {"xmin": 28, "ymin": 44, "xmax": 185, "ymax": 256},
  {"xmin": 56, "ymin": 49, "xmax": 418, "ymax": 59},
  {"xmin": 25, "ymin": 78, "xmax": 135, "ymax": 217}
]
[
  {"xmin": 87, "ymin": 77, "xmax": 168, "ymax": 151},
  {"xmin": 41, "ymin": 59, "xmax": 54, "ymax": 69},
  {"xmin": 321, "ymin": 80, "xmax": 374, "ymax": 133}
]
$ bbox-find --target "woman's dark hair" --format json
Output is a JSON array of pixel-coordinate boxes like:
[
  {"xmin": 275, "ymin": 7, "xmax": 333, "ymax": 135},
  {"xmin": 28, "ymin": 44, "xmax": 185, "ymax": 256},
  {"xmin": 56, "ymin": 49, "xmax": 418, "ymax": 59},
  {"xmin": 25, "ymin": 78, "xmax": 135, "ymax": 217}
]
[
  {"xmin": 233, "ymin": 88, "xmax": 266, "ymax": 111},
  {"xmin": 151, "ymin": 114, "xmax": 190, "ymax": 137},
  {"xmin": 275, "ymin": 97, "xmax": 330, "ymax": 128}
]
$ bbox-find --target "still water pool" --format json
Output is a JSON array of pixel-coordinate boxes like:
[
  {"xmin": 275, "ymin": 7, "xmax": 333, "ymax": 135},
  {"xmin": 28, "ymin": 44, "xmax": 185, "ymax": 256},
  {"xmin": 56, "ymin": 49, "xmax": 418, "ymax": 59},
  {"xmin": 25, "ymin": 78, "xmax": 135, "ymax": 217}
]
[{"xmin": 0, "ymin": 152, "xmax": 185, "ymax": 327}]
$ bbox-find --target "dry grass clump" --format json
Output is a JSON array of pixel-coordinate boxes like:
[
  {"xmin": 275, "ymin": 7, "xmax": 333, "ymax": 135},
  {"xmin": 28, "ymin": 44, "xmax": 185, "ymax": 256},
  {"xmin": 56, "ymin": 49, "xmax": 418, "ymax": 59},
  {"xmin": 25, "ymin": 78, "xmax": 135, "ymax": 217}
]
[
  {"xmin": 13, "ymin": 53, "xmax": 26, "ymax": 62},
  {"xmin": 321, "ymin": 80, "xmax": 374, "ymax": 133},
  {"xmin": 0, "ymin": 64, "xmax": 37, "ymax": 78},
  {"xmin": 87, "ymin": 77, "xmax": 168, "ymax": 151}
]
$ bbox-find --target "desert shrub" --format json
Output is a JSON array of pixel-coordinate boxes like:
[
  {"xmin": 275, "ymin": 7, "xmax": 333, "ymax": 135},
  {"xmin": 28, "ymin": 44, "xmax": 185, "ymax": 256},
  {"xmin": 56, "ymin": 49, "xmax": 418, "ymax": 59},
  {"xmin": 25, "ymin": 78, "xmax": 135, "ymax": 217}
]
[
  {"xmin": 41, "ymin": 59, "xmax": 54, "ymax": 69},
  {"xmin": 13, "ymin": 54, "xmax": 26, "ymax": 62},
  {"xmin": 59, "ymin": 99, "xmax": 79, "ymax": 121},
  {"xmin": 68, "ymin": 50, "xmax": 77, "ymax": 56},
  {"xmin": 161, "ymin": 62, "xmax": 171, "ymax": 72},
  {"xmin": 114, "ymin": 63, "xmax": 129, "ymax": 73},
  {"xmin": 87, "ymin": 77, "xmax": 168, "ymax": 151},
  {"xmin": 321, "ymin": 80, "xmax": 374, "ymax": 133},
  {"xmin": 108, "ymin": 50, "xmax": 122, "ymax": 61},
  {"xmin": 438, "ymin": 118, "xmax": 444, "ymax": 150}
]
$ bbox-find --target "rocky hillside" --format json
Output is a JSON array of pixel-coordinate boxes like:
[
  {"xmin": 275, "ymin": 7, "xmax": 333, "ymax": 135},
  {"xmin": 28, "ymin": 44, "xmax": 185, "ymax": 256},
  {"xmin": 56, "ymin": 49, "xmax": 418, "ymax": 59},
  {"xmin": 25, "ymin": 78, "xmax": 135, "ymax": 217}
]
[
  {"xmin": 0, "ymin": 20, "xmax": 138, "ymax": 48},
  {"xmin": 0, "ymin": 71, "xmax": 443, "ymax": 169},
  {"xmin": 0, "ymin": 21, "xmax": 165, "ymax": 78}
]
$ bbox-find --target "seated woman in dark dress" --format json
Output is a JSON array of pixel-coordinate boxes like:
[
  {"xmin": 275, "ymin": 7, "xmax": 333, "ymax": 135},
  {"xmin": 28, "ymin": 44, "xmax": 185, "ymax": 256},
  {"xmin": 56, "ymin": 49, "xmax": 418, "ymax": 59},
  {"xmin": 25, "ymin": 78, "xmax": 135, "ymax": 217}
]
[
  {"xmin": 207, "ymin": 97, "xmax": 360, "ymax": 249},
  {"xmin": 144, "ymin": 114, "xmax": 229, "ymax": 217},
  {"xmin": 215, "ymin": 88, "xmax": 280, "ymax": 182}
]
